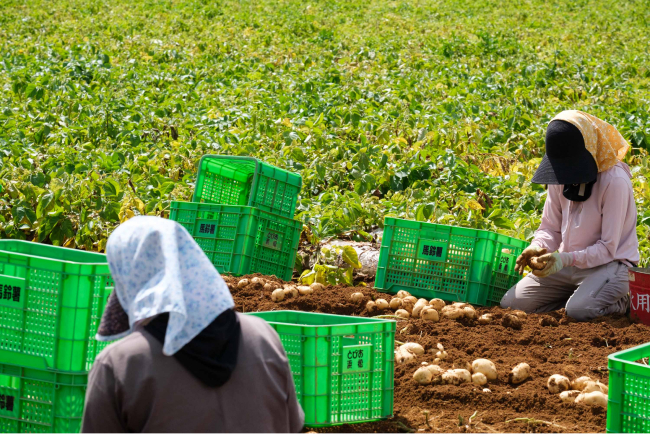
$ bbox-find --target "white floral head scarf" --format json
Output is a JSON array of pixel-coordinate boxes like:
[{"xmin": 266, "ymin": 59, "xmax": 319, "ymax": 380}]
[{"xmin": 96, "ymin": 216, "xmax": 234, "ymax": 356}]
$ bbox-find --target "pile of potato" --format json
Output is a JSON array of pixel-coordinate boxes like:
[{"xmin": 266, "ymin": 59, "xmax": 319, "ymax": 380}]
[
  {"xmin": 413, "ymin": 357, "xmax": 531, "ymax": 388},
  {"xmin": 234, "ymin": 277, "xmax": 325, "ymax": 302},
  {"xmin": 548, "ymin": 374, "xmax": 608, "ymax": 407},
  {"xmin": 365, "ymin": 290, "xmax": 477, "ymax": 323}
]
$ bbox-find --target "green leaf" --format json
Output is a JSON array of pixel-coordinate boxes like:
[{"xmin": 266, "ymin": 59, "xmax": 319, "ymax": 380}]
[
  {"xmin": 37, "ymin": 192, "xmax": 55, "ymax": 218},
  {"xmin": 341, "ymin": 245, "xmax": 362, "ymax": 269}
]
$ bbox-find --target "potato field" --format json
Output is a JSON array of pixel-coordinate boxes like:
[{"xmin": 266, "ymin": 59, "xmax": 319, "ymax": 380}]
[{"xmin": 1, "ymin": 0, "xmax": 650, "ymax": 432}]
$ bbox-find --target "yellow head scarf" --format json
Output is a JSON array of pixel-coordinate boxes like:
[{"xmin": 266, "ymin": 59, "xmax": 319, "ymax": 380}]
[{"xmin": 551, "ymin": 110, "xmax": 630, "ymax": 172}]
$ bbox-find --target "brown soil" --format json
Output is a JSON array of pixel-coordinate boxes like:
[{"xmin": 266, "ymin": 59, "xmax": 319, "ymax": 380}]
[{"xmin": 226, "ymin": 274, "xmax": 650, "ymax": 433}]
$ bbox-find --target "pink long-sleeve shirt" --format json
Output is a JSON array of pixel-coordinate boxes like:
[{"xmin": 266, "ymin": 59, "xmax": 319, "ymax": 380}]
[{"xmin": 531, "ymin": 162, "xmax": 639, "ymax": 269}]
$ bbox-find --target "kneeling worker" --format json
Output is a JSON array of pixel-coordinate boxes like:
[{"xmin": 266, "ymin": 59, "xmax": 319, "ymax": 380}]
[{"xmin": 501, "ymin": 110, "xmax": 639, "ymax": 321}]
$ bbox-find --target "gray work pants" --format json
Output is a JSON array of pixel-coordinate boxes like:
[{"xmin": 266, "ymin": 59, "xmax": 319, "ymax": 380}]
[{"xmin": 500, "ymin": 261, "xmax": 629, "ymax": 321}]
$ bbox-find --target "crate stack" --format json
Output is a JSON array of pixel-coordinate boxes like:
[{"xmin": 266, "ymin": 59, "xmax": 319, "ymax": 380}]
[
  {"xmin": 169, "ymin": 155, "xmax": 303, "ymax": 281},
  {"xmin": 0, "ymin": 241, "xmax": 113, "ymax": 433}
]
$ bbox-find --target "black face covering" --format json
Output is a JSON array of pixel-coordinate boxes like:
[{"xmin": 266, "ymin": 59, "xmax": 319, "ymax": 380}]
[
  {"xmin": 563, "ymin": 180, "xmax": 596, "ymax": 202},
  {"xmin": 144, "ymin": 309, "xmax": 241, "ymax": 388}
]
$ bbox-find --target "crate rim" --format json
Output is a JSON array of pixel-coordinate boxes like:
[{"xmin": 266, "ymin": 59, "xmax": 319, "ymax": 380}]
[
  {"xmin": 192, "ymin": 155, "xmax": 260, "ymax": 202},
  {"xmin": 608, "ymin": 341, "xmax": 650, "ymax": 367},
  {"xmin": 248, "ymin": 310, "xmax": 397, "ymax": 328},
  {"xmin": 0, "ymin": 239, "xmax": 109, "ymax": 266}
]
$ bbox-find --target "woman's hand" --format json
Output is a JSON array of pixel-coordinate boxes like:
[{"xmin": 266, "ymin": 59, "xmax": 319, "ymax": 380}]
[
  {"xmin": 515, "ymin": 245, "xmax": 547, "ymax": 275},
  {"xmin": 532, "ymin": 252, "xmax": 575, "ymax": 278}
]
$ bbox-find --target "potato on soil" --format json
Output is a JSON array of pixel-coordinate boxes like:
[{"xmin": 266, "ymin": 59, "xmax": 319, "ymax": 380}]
[
  {"xmin": 478, "ymin": 313, "xmax": 493, "ymax": 325},
  {"xmin": 512, "ymin": 310, "xmax": 527, "ymax": 320},
  {"xmin": 571, "ymin": 376, "xmax": 592, "ymax": 391},
  {"xmin": 441, "ymin": 305, "xmax": 465, "ymax": 320},
  {"xmin": 366, "ymin": 300, "xmax": 377, "ymax": 312},
  {"xmin": 389, "ymin": 298, "xmax": 403, "ymax": 310},
  {"xmin": 472, "ymin": 359, "xmax": 497, "ymax": 381},
  {"xmin": 271, "ymin": 288, "xmax": 285, "ymax": 302},
  {"xmin": 375, "ymin": 299, "xmax": 389, "ymax": 310},
  {"xmin": 472, "ymin": 373, "xmax": 488, "ymax": 386},
  {"xmin": 310, "ymin": 283, "xmax": 324, "ymax": 291},
  {"xmin": 401, "ymin": 299, "xmax": 415, "ymax": 314},
  {"xmin": 413, "ymin": 367, "xmax": 433, "ymax": 385},
  {"xmin": 502, "ymin": 314, "xmax": 522, "ymax": 330},
  {"xmin": 581, "ymin": 381, "xmax": 602, "ymax": 393},
  {"xmin": 396, "ymin": 290, "xmax": 411, "ymax": 299},
  {"xmin": 429, "ymin": 298, "xmax": 446, "ymax": 311},
  {"xmin": 453, "ymin": 369, "xmax": 472, "ymax": 384},
  {"xmin": 463, "ymin": 306, "xmax": 477, "ymax": 320},
  {"xmin": 395, "ymin": 348, "xmax": 415, "ymax": 364},
  {"xmin": 400, "ymin": 343, "xmax": 425, "ymax": 355},
  {"xmin": 539, "ymin": 316, "xmax": 559, "ymax": 327},
  {"xmin": 508, "ymin": 363, "xmax": 530, "ymax": 384},
  {"xmin": 395, "ymin": 309, "xmax": 410, "ymax": 319},
  {"xmin": 250, "ymin": 277, "xmax": 264, "ymax": 288},
  {"xmin": 350, "ymin": 292, "xmax": 365, "ymax": 302},
  {"xmin": 284, "ymin": 287, "xmax": 298, "ymax": 298},
  {"xmin": 547, "ymin": 374, "xmax": 571, "ymax": 394},
  {"xmin": 297, "ymin": 285, "xmax": 313, "ymax": 295},
  {"xmin": 597, "ymin": 381, "xmax": 608, "ymax": 394},
  {"xmin": 560, "ymin": 390, "xmax": 581, "ymax": 403},
  {"xmin": 442, "ymin": 370, "xmax": 461, "ymax": 386},
  {"xmin": 576, "ymin": 390, "xmax": 607, "ymax": 407},
  {"xmin": 263, "ymin": 283, "xmax": 275, "ymax": 291},
  {"xmin": 412, "ymin": 299, "xmax": 429, "ymax": 317},
  {"xmin": 237, "ymin": 278, "xmax": 250, "ymax": 289},
  {"xmin": 426, "ymin": 364, "xmax": 444, "ymax": 376},
  {"xmin": 420, "ymin": 306, "xmax": 440, "ymax": 321}
]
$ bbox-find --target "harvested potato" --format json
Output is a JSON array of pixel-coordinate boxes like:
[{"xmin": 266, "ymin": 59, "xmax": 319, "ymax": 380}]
[
  {"xmin": 264, "ymin": 283, "xmax": 274, "ymax": 291},
  {"xmin": 441, "ymin": 305, "xmax": 465, "ymax": 320},
  {"xmin": 529, "ymin": 255, "xmax": 548, "ymax": 270},
  {"xmin": 366, "ymin": 301, "xmax": 377, "ymax": 312},
  {"xmin": 502, "ymin": 314, "xmax": 522, "ymax": 330},
  {"xmin": 571, "ymin": 376, "xmax": 592, "ymax": 391},
  {"xmin": 396, "ymin": 290, "xmax": 411, "ymax": 299},
  {"xmin": 454, "ymin": 361, "xmax": 472, "ymax": 372},
  {"xmin": 581, "ymin": 381, "xmax": 602, "ymax": 393},
  {"xmin": 412, "ymin": 299, "xmax": 429, "ymax": 317},
  {"xmin": 297, "ymin": 286, "xmax": 313, "ymax": 295},
  {"xmin": 310, "ymin": 282, "xmax": 324, "ymax": 291},
  {"xmin": 560, "ymin": 390, "xmax": 581, "ymax": 403},
  {"xmin": 413, "ymin": 367, "xmax": 433, "ymax": 385},
  {"xmin": 547, "ymin": 374, "xmax": 571, "ymax": 394},
  {"xmin": 375, "ymin": 299, "xmax": 389, "ymax": 310},
  {"xmin": 401, "ymin": 343, "xmax": 425, "ymax": 356},
  {"xmin": 350, "ymin": 292, "xmax": 365, "ymax": 302},
  {"xmin": 472, "ymin": 373, "xmax": 488, "ymax": 386},
  {"xmin": 395, "ymin": 309, "xmax": 410, "ymax": 319},
  {"xmin": 426, "ymin": 364, "xmax": 444, "ymax": 376},
  {"xmin": 577, "ymin": 390, "xmax": 607, "ymax": 407},
  {"xmin": 442, "ymin": 370, "xmax": 461, "ymax": 385},
  {"xmin": 478, "ymin": 314, "xmax": 493, "ymax": 325},
  {"xmin": 395, "ymin": 348, "xmax": 416, "ymax": 364},
  {"xmin": 453, "ymin": 369, "xmax": 472, "ymax": 384},
  {"xmin": 284, "ymin": 287, "xmax": 298, "ymax": 298},
  {"xmin": 463, "ymin": 306, "xmax": 477, "ymax": 320},
  {"xmin": 237, "ymin": 278, "xmax": 250, "ymax": 288},
  {"xmin": 539, "ymin": 316, "xmax": 559, "ymax": 327},
  {"xmin": 472, "ymin": 359, "xmax": 498, "ymax": 381},
  {"xmin": 429, "ymin": 298, "xmax": 446, "ymax": 311},
  {"xmin": 251, "ymin": 277, "xmax": 264, "ymax": 287},
  {"xmin": 512, "ymin": 310, "xmax": 527, "ymax": 320},
  {"xmin": 434, "ymin": 343, "xmax": 449, "ymax": 362},
  {"xmin": 597, "ymin": 381, "xmax": 608, "ymax": 394},
  {"xmin": 389, "ymin": 298, "xmax": 403, "ymax": 310},
  {"xmin": 403, "ymin": 296, "xmax": 418, "ymax": 304},
  {"xmin": 401, "ymin": 299, "xmax": 415, "ymax": 314},
  {"xmin": 271, "ymin": 288, "xmax": 285, "ymax": 302},
  {"xmin": 420, "ymin": 306, "xmax": 440, "ymax": 321},
  {"xmin": 509, "ymin": 363, "xmax": 530, "ymax": 385}
]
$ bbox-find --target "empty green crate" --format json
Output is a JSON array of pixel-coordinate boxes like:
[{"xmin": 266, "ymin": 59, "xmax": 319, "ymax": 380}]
[
  {"xmin": 607, "ymin": 342, "xmax": 650, "ymax": 433},
  {"xmin": 0, "ymin": 362, "xmax": 87, "ymax": 433},
  {"xmin": 374, "ymin": 218, "xmax": 526, "ymax": 306},
  {"xmin": 248, "ymin": 311, "xmax": 395, "ymax": 427},
  {"xmin": 193, "ymin": 155, "xmax": 302, "ymax": 219},
  {"xmin": 169, "ymin": 202, "xmax": 301, "ymax": 281},
  {"xmin": 0, "ymin": 241, "xmax": 113, "ymax": 372}
]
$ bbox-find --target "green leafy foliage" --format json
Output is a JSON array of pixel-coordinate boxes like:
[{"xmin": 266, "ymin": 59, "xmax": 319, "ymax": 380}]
[
  {"xmin": 0, "ymin": 0, "xmax": 649, "ymax": 265},
  {"xmin": 299, "ymin": 246, "xmax": 362, "ymax": 286}
]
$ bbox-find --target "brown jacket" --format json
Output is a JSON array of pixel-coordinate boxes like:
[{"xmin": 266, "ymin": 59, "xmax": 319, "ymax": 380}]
[{"xmin": 82, "ymin": 313, "xmax": 304, "ymax": 432}]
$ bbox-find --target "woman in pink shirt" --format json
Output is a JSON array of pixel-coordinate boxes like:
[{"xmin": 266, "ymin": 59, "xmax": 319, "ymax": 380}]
[{"xmin": 501, "ymin": 110, "xmax": 639, "ymax": 321}]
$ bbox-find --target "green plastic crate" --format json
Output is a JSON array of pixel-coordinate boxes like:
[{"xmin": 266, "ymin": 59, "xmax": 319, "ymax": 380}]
[
  {"xmin": 247, "ymin": 311, "xmax": 395, "ymax": 427},
  {"xmin": 0, "ymin": 362, "xmax": 87, "ymax": 433},
  {"xmin": 607, "ymin": 342, "xmax": 650, "ymax": 433},
  {"xmin": 169, "ymin": 202, "xmax": 301, "ymax": 281},
  {"xmin": 0, "ymin": 241, "xmax": 113, "ymax": 372},
  {"xmin": 193, "ymin": 155, "xmax": 302, "ymax": 219},
  {"xmin": 374, "ymin": 218, "xmax": 526, "ymax": 306}
]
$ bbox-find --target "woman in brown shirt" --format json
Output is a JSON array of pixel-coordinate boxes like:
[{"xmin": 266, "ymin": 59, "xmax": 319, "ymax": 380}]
[{"xmin": 82, "ymin": 216, "xmax": 304, "ymax": 433}]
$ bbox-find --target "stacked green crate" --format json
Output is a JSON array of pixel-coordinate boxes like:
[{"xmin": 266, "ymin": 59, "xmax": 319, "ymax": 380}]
[
  {"xmin": 374, "ymin": 218, "xmax": 526, "ymax": 306},
  {"xmin": 171, "ymin": 155, "xmax": 303, "ymax": 280},
  {"xmin": 0, "ymin": 240, "xmax": 113, "ymax": 432}
]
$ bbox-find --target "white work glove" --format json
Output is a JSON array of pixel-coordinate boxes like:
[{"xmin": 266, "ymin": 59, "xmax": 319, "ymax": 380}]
[
  {"xmin": 515, "ymin": 245, "xmax": 547, "ymax": 275},
  {"xmin": 532, "ymin": 252, "xmax": 574, "ymax": 278}
]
